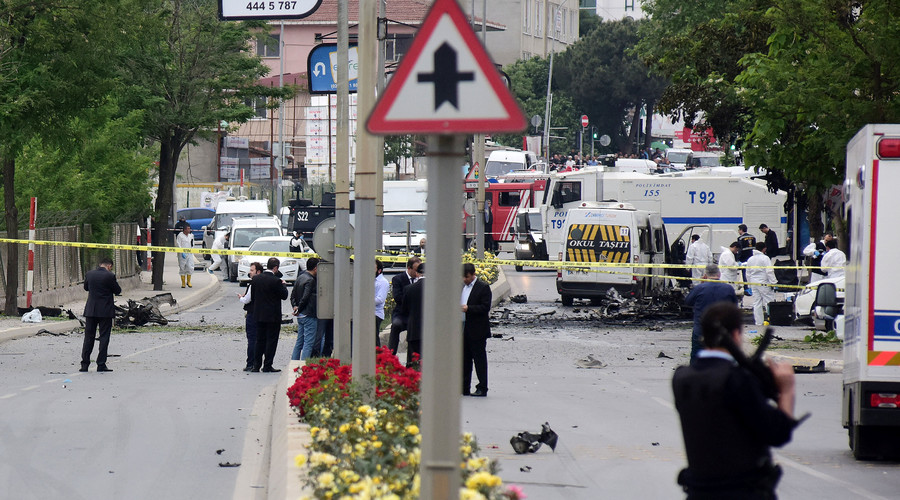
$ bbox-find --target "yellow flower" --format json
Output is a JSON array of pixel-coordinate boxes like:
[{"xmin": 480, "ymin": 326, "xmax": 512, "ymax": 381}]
[
  {"xmin": 309, "ymin": 426, "xmax": 320, "ymax": 437},
  {"xmin": 465, "ymin": 471, "xmax": 501, "ymax": 490},
  {"xmin": 339, "ymin": 423, "xmax": 351, "ymax": 433},
  {"xmin": 357, "ymin": 404, "xmax": 373, "ymax": 415},
  {"xmin": 406, "ymin": 424, "xmax": 419, "ymax": 435},
  {"xmin": 459, "ymin": 489, "xmax": 488, "ymax": 500},
  {"xmin": 460, "ymin": 445, "xmax": 472, "ymax": 456},
  {"xmin": 294, "ymin": 454, "xmax": 307, "ymax": 467},
  {"xmin": 319, "ymin": 408, "xmax": 332, "ymax": 419},
  {"xmin": 317, "ymin": 472, "xmax": 335, "ymax": 487}
]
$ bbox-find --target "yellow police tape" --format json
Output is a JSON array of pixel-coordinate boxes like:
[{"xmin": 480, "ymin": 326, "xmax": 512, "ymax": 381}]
[{"xmin": 0, "ymin": 237, "xmax": 836, "ymax": 290}]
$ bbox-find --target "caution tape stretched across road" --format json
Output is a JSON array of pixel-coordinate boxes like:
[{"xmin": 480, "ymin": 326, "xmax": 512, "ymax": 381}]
[{"xmin": 0, "ymin": 237, "xmax": 838, "ymax": 289}]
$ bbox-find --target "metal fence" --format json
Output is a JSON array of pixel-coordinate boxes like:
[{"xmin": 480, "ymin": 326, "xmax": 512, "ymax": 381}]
[{"xmin": 0, "ymin": 223, "xmax": 141, "ymax": 303}]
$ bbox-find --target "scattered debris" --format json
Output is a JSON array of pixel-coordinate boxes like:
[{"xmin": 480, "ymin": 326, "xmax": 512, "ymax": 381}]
[
  {"xmin": 115, "ymin": 299, "xmax": 168, "ymax": 327},
  {"xmin": 651, "ymin": 442, "xmax": 660, "ymax": 446},
  {"xmin": 21, "ymin": 309, "xmax": 42, "ymax": 323},
  {"xmin": 627, "ymin": 357, "xmax": 635, "ymax": 361},
  {"xmin": 500, "ymin": 309, "xmax": 510, "ymax": 320},
  {"xmin": 793, "ymin": 360, "xmax": 826, "ymax": 374},
  {"xmin": 16, "ymin": 306, "xmax": 63, "ymax": 317},
  {"xmin": 499, "ymin": 336, "xmax": 515, "ymax": 341},
  {"xmin": 510, "ymin": 422, "xmax": 559, "ymax": 454},
  {"xmin": 657, "ymin": 351, "xmax": 673, "ymax": 359},
  {"xmin": 509, "ymin": 294, "xmax": 527, "ymax": 304},
  {"xmin": 140, "ymin": 293, "xmax": 177, "ymax": 308},
  {"xmin": 575, "ymin": 354, "xmax": 607, "ymax": 369},
  {"xmin": 519, "ymin": 466, "xmax": 532, "ymax": 473},
  {"xmin": 35, "ymin": 329, "xmax": 67, "ymax": 336},
  {"xmin": 218, "ymin": 462, "xmax": 241, "ymax": 467},
  {"xmin": 216, "ymin": 449, "xmax": 225, "ymax": 455}
]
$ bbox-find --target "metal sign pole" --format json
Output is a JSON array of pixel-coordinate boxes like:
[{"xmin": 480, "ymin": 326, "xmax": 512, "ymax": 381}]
[
  {"xmin": 333, "ymin": 0, "xmax": 352, "ymax": 361},
  {"xmin": 420, "ymin": 134, "xmax": 464, "ymax": 499}
]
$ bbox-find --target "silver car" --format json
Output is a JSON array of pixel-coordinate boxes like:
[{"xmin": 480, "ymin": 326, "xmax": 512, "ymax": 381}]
[{"xmin": 237, "ymin": 236, "xmax": 309, "ymax": 286}]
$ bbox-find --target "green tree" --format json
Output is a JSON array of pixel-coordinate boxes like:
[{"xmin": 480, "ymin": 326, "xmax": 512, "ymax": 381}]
[
  {"xmin": 0, "ymin": 1, "xmax": 121, "ymax": 314},
  {"xmin": 737, "ymin": 1, "xmax": 900, "ymax": 192},
  {"xmin": 118, "ymin": 0, "xmax": 294, "ymax": 290},
  {"xmin": 384, "ymin": 135, "xmax": 422, "ymax": 178},
  {"xmin": 635, "ymin": 0, "xmax": 772, "ymax": 150},
  {"xmin": 493, "ymin": 56, "xmax": 575, "ymax": 158},
  {"xmin": 556, "ymin": 17, "xmax": 667, "ymax": 155}
]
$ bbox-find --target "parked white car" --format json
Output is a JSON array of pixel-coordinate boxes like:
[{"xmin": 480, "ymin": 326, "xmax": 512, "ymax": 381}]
[
  {"xmin": 793, "ymin": 275, "xmax": 845, "ymax": 325},
  {"xmin": 237, "ymin": 236, "xmax": 309, "ymax": 286}
]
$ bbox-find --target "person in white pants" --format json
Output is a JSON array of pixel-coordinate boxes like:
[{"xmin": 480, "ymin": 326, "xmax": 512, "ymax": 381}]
[
  {"xmin": 686, "ymin": 234, "xmax": 712, "ymax": 282},
  {"xmin": 207, "ymin": 232, "xmax": 229, "ymax": 273},
  {"xmin": 746, "ymin": 242, "xmax": 778, "ymax": 325},
  {"xmin": 176, "ymin": 225, "xmax": 195, "ymax": 288},
  {"xmin": 717, "ymin": 241, "xmax": 744, "ymax": 298}
]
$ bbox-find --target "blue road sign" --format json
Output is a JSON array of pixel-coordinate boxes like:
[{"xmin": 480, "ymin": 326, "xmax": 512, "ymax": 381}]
[{"xmin": 307, "ymin": 43, "xmax": 358, "ymax": 94}]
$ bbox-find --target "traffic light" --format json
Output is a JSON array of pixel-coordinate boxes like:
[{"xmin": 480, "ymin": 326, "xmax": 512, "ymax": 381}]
[{"xmin": 593, "ymin": 131, "xmax": 598, "ymax": 139}]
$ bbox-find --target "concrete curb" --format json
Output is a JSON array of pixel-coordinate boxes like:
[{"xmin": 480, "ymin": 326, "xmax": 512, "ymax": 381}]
[
  {"xmin": 491, "ymin": 266, "xmax": 512, "ymax": 308},
  {"xmin": 268, "ymin": 360, "xmax": 312, "ymax": 500},
  {"xmin": 164, "ymin": 273, "xmax": 222, "ymax": 315}
]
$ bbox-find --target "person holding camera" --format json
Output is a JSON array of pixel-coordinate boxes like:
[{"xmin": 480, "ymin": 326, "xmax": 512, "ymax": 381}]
[{"xmin": 672, "ymin": 302, "xmax": 797, "ymax": 499}]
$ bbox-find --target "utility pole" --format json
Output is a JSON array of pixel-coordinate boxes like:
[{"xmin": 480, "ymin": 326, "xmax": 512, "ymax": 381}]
[
  {"xmin": 353, "ymin": 0, "xmax": 377, "ymax": 381},
  {"xmin": 334, "ymin": 0, "xmax": 352, "ymax": 361},
  {"xmin": 277, "ymin": 22, "xmax": 285, "ymax": 212},
  {"xmin": 473, "ymin": 0, "xmax": 487, "ymax": 259}
]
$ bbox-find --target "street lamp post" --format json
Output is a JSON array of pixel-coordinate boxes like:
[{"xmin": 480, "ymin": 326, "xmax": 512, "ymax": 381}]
[{"xmin": 542, "ymin": 0, "xmax": 569, "ymax": 164}]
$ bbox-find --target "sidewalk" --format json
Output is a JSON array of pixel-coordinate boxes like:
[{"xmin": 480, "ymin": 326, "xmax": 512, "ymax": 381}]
[{"xmin": 0, "ymin": 253, "xmax": 221, "ymax": 343}]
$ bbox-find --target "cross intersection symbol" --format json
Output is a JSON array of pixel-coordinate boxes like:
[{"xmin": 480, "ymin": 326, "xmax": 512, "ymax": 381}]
[{"xmin": 417, "ymin": 42, "xmax": 474, "ymax": 111}]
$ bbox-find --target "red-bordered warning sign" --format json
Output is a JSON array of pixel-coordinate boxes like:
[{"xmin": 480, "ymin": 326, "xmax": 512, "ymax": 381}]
[{"xmin": 366, "ymin": 0, "xmax": 526, "ymax": 135}]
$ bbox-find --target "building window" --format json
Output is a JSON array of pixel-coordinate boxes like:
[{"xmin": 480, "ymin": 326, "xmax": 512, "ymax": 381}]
[
  {"xmin": 385, "ymin": 34, "xmax": 413, "ymax": 63},
  {"xmin": 535, "ymin": 1, "xmax": 542, "ymax": 36},
  {"xmin": 257, "ymin": 33, "xmax": 280, "ymax": 58},
  {"xmin": 570, "ymin": 10, "xmax": 575, "ymax": 41},
  {"xmin": 560, "ymin": 8, "xmax": 567, "ymax": 38},
  {"xmin": 246, "ymin": 97, "xmax": 268, "ymax": 119},
  {"xmin": 523, "ymin": 0, "xmax": 530, "ymax": 34}
]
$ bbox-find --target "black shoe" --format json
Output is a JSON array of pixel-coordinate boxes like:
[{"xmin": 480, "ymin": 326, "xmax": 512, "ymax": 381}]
[
  {"xmin": 79, "ymin": 365, "xmax": 89, "ymax": 372},
  {"xmin": 471, "ymin": 389, "xmax": 487, "ymax": 397},
  {"xmin": 250, "ymin": 366, "xmax": 260, "ymax": 372},
  {"xmin": 262, "ymin": 367, "xmax": 281, "ymax": 373},
  {"xmin": 97, "ymin": 365, "xmax": 113, "ymax": 372},
  {"xmin": 243, "ymin": 365, "xmax": 254, "ymax": 372}
]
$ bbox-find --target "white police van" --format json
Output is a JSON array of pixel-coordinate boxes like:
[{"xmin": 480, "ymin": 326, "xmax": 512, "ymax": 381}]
[{"xmin": 556, "ymin": 202, "xmax": 668, "ymax": 306}]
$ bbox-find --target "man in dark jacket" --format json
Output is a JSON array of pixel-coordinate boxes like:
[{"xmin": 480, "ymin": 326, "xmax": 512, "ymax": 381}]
[
  {"xmin": 399, "ymin": 263, "xmax": 425, "ymax": 367},
  {"xmin": 684, "ymin": 264, "xmax": 737, "ymax": 361},
  {"xmin": 80, "ymin": 258, "xmax": 122, "ymax": 372},
  {"xmin": 251, "ymin": 258, "xmax": 289, "ymax": 372},
  {"xmin": 388, "ymin": 256, "xmax": 421, "ymax": 355},
  {"xmin": 462, "ymin": 263, "xmax": 492, "ymax": 396},
  {"xmin": 759, "ymin": 224, "xmax": 780, "ymax": 258},
  {"xmin": 291, "ymin": 257, "xmax": 319, "ymax": 360},
  {"xmin": 673, "ymin": 302, "xmax": 797, "ymax": 499}
]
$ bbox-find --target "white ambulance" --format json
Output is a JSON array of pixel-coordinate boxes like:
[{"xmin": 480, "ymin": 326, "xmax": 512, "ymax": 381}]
[
  {"xmin": 555, "ymin": 202, "xmax": 669, "ymax": 306},
  {"xmin": 840, "ymin": 124, "xmax": 900, "ymax": 459}
]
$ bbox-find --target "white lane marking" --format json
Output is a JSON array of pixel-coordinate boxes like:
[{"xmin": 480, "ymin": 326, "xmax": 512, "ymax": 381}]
[
  {"xmin": 775, "ymin": 453, "xmax": 890, "ymax": 500},
  {"xmin": 45, "ymin": 378, "xmax": 62, "ymax": 383},
  {"xmin": 652, "ymin": 396, "xmax": 674, "ymax": 410},
  {"xmin": 20, "ymin": 385, "xmax": 39, "ymax": 391},
  {"xmin": 0, "ymin": 393, "xmax": 16, "ymax": 399}
]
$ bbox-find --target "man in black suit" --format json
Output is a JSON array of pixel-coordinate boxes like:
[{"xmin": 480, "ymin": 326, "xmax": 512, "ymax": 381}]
[
  {"xmin": 399, "ymin": 263, "xmax": 425, "ymax": 367},
  {"xmin": 81, "ymin": 257, "xmax": 122, "ymax": 372},
  {"xmin": 462, "ymin": 263, "xmax": 492, "ymax": 396},
  {"xmin": 388, "ymin": 256, "xmax": 421, "ymax": 355},
  {"xmin": 251, "ymin": 257, "xmax": 289, "ymax": 372}
]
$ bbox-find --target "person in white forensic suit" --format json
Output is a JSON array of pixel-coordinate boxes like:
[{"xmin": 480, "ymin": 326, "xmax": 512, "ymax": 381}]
[
  {"xmin": 746, "ymin": 242, "xmax": 778, "ymax": 325},
  {"xmin": 686, "ymin": 234, "xmax": 713, "ymax": 282}
]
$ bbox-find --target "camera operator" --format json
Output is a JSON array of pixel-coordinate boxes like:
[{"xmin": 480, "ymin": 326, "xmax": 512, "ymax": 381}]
[{"xmin": 672, "ymin": 302, "xmax": 797, "ymax": 499}]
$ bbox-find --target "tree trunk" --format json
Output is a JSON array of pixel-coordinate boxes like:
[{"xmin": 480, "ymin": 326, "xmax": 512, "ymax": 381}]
[
  {"xmin": 624, "ymin": 107, "xmax": 641, "ymax": 155},
  {"xmin": 3, "ymin": 154, "xmax": 19, "ymax": 315},
  {"xmin": 807, "ymin": 192, "xmax": 824, "ymax": 242},
  {"xmin": 152, "ymin": 138, "xmax": 180, "ymax": 290}
]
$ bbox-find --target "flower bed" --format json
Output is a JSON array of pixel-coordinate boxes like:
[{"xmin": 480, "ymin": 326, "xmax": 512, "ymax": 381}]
[
  {"xmin": 287, "ymin": 348, "xmax": 523, "ymax": 499},
  {"xmin": 463, "ymin": 249, "xmax": 500, "ymax": 285}
]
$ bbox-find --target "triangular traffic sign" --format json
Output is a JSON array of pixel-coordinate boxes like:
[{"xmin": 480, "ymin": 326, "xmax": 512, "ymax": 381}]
[{"xmin": 366, "ymin": 0, "xmax": 526, "ymax": 135}]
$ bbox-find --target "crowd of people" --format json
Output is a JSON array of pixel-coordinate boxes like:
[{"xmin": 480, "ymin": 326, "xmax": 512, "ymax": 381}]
[{"xmin": 547, "ymin": 147, "xmax": 675, "ymax": 172}]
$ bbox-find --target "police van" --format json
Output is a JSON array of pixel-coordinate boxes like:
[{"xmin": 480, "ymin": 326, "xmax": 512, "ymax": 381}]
[
  {"xmin": 556, "ymin": 202, "xmax": 669, "ymax": 306},
  {"xmin": 540, "ymin": 168, "xmax": 787, "ymax": 263},
  {"xmin": 839, "ymin": 124, "xmax": 900, "ymax": 459}
]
